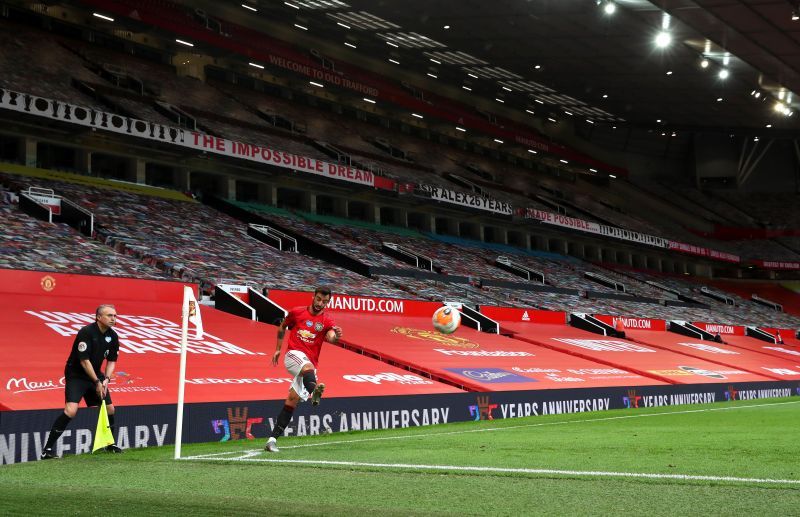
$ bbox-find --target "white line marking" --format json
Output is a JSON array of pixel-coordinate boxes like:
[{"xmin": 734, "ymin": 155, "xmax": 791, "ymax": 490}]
[
  {"xmin": 182, "ymin": 400, "xmax": 799, "ymax": 458},
  {"xmin": 184, "ymin": 456, "xmax": 800, "ymax": 486}
]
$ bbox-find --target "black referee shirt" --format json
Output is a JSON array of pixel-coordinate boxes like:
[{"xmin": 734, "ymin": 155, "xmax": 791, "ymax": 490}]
[{"xmin": 64, "ymin": 323, "xmax": 120, "ymax": 380}]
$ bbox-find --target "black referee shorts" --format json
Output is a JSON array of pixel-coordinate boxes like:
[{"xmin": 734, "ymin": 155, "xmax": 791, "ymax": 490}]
[{"xmin": 64, "ymin": 377, "xmax": 113, "ymax": 407}]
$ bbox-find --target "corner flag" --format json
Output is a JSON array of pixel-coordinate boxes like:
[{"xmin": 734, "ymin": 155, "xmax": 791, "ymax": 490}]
[
  {"xmin": 92, "ymin": 401, "xmax": 115, "ymax": 453},
  {"xmin": 175, "ymin": 286, "xmax": 203, "ymax": 459},
  {"xmin": 182, "ymin": 286, "xmax": 203, "ymax": 339}
]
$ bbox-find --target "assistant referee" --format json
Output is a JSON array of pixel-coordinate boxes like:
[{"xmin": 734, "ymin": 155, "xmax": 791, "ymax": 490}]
[{"xmin": 41, "ymin": 304, "xmax": 123, "ymax": 459}]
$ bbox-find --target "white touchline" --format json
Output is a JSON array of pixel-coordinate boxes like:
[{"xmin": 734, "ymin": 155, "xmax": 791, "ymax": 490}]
[
  {"xmin": 185, "ymin": 456, "xmax": 800, "ymax": 485},
  {"xmin": 182, "ymin": 399, "xmax": 800, "ymax": 459}
]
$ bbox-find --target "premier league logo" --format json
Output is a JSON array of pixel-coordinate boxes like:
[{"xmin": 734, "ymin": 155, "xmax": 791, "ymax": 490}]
[{"xmin": 314, "ymin": 322, "xmax": 323, "ymax": 332}]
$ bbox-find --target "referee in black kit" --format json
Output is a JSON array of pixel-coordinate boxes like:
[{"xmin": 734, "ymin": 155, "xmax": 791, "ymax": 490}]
[{"xmin": 41, "ymin": 304, "xmax": 124, "ymax": 459}]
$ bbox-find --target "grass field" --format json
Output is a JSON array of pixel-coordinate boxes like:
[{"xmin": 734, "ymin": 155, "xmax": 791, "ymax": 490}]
[{"xmin": 1, "ymin": 398, "xmax": 798, "ymax": 516}]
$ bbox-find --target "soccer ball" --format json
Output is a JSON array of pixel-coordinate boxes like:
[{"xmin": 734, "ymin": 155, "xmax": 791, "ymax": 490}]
[{"xmin": 432, "ymin": 306, "xmax": 461, "ymax": 334}]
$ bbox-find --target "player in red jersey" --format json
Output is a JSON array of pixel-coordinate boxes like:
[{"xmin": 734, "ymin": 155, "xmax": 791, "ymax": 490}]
[{"xmin": 265, "ymin": 286, "xmax": 342, "ymax": 452}]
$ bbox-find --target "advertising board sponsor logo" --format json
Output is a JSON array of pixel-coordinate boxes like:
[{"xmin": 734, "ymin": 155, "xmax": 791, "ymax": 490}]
[
  {"xmin": 212, "ymin": 406, "xmax": 263, "ymax": 442},
  {"xmin": 26, "ymin": 310, "xmax": 260, "ymax": 356},
  {"xmin": 725, "ymin": 385, "xmax": 739, "ymax": 401},
  {"xmin": 328, "ymin": 296, "xmax": 405, "ymax": 313},
  {"xmin": 342, "ymin": 373, "xmax": 433, "ymax": 385},
  {"xmin": 678, "ymin": 366, "xmax": 727, "ymax": 380},
  {"xmin": 391, "ymin": 327, "xmax": 480, "ymax": 348},
  {"xmin": 677, "ymin": 342, "xmax": 739, "ymax": 355},
  {"xmin": 469, "ymin": 395, "xmax": 497, "ymax": 420},
  {"xmin": 433, "ymin": 349, "xmax": 533, "ymax": 357},
  {"xmin": 623, "ymin": 389, "xmax": 642, "ymax": 408},
  {"xmin": 6, "ymin": 376, "xmax": 65, "ymax": 394},
  {"xmin": 446, "ymin": 368, "xmax": 533, "ymax": 384},
  {"xmin": 184, "ymin": 377, "xmax": 291, "ymax": 385},
  {"xmin": 702, "ymin": 324, "xmax": 736, "ymax": 334},
  {"xmin": 552, "ymin": 338, "xmax": 655, "ymax": 353},
  {"xmin": 763, "ymin": 347, "xmax": 800, "ymax": 357}
]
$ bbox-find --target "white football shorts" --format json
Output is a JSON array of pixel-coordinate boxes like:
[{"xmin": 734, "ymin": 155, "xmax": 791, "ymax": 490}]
[{"xmin": 284, "ymin": 349, "xmax": 316, "ymax": 401}]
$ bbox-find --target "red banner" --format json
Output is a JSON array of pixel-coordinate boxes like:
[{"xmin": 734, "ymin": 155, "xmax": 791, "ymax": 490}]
[
  {"xmin": 593, "ymin": 315, "xmax": 666, "ymax": 332},
  {"xmin": 479, "ymin": 306, "xmax": 567, "ymax": 325}
]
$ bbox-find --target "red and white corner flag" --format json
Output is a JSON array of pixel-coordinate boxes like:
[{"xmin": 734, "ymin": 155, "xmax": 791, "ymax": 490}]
[{"xmin": 182, "ymin": 286, "xmax": 203, "ymax": 339}]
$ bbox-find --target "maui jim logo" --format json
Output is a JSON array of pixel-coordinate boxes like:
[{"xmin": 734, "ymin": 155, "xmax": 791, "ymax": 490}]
[{"xmin": 6, "ymin": 376, "xmax": 66, "ymax": 394}]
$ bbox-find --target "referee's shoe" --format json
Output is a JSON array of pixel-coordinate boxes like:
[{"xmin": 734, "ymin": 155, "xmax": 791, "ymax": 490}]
[{"xmin": 104, "ymin": 444, "xmax": 123, "ymax": 453}]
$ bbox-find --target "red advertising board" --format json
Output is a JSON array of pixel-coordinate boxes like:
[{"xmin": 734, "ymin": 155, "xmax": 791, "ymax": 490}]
[
  {"xmin": 0, "ymin": 273, "xmax": 461, "ymax": 411},
  {"xmin": 626, "ymin": 329, "xmax": 799, "ymax": 381},
  {"xmin": 330, "ymin": 312, "xmax": 662, "ymax": 391},
  {"xmin": 502, "ymin": 322, "xmax": 772, "ymax": 384}
]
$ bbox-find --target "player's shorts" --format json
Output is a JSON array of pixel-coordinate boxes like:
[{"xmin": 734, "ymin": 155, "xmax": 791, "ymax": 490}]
[
  {"xmin": 64, "ymin": 376, "xmax": 113, "ymax": 407},
  {"xmin": 284, "ymin": 350, "xmax": 316, "ymax": 402}
]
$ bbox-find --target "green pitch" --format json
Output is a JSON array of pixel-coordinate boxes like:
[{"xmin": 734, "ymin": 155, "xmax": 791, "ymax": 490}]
[{"xmin": 1, "ymin": 398, "xmax": 798, "ymax": 516}]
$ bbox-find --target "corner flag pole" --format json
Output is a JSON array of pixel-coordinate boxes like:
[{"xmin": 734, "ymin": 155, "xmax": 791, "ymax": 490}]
[{"xmin": 174, "ymin": 287, "xmax": 191, "ymax": 460}]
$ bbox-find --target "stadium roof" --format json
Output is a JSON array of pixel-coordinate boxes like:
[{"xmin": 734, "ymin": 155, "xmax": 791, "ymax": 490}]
[{"xmin": 201, "ymin": 0, "xmax": 800, "ymax": 133}]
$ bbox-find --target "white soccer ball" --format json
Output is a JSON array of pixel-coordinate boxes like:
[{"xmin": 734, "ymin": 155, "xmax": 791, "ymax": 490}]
[{"xmin": 432, "ymin": 306, "xmax": 461, "ymax": 334}]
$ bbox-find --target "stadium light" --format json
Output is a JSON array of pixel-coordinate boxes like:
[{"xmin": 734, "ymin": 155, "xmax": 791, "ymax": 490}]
[
  {"xmin": 462, "ymin": 85, "xmax": 472, "ymax": 91},
  {"xmin": 455, "ymin": 127, "xmax": 466, "ymax": 132},
  {"xmin": 248, "ymin": 62, "xmax": 264, "ymax": 69},
  {"xmin": 495, "ymin": 98, "xmax": 505, "ymax": 103},
  {"xmin": 241, "ymin": 4, "xmax": 258, "ymax": 11},
  {"xmin": 92, "ymin": 13, "xmax": 115, "ymax": 22},
  {"xmin": 427, "ymin": 73, "xmax": 438, "ymax": 79},
  {"xmin": 386, "ymin": 41, "xmax": 399, "ymax": 48},
  {"xmin": 175, "ymin": 39, "xmax": 194, "ymax": 47},
  {"xmin": 528, "ymin": 149, "xmax": 537, "ymax": 154},
  {"xmin": 494, "ymin": 139, "xmax": 504, "ymax": 144},
  {"xmin": 601, "ymin": 1, "xmax": 617, "ymax": 15},
  {"xmin": 337, "ymin": 22, "xmax": 351, "ymax": 29},
  {"xmin": 344, "ymin": 42, "xmax": 357, "ymax": 49},
  {"xmin": 363, "ymin": 98, "xmax": 376, "ymax": 104},
  {"xmin": 285, "ymin": 2, "xmax": 300, "ymax": 9},
  {"xmin": 655, "ymin": 31, "xmax": 672, "ymax": 48},
  {"xmin": 388, "ymin": 58, "xmax": 400, "ymax": 64},
  {"xmin": 411, "ymin": 113, "xmax": 424, "ymax": 119},
  {"xmin": 700, "ymin": 58, "xmax": 709, "ymax": 69},
  {"xmin": 718, "ymin": 68, "xmax": 729, "ymax": 79},
  {"xmin": 309, "ymin": 81, "xmax": 324, "ymax": 88}
]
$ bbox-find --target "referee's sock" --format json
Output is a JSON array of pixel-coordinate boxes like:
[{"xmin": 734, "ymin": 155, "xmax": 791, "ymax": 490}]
[
  {"xmin": 44, "ymin": 412, "xmax": 72, "ymax": 450},
  {"xmin": 108, "ymin": 413, "xmax": 116, "ymax": 441},
  {"xmin": 270, "ymin": 405, "xmax": 295, "ymax": 439},
  {"xmin": 302, "ymin": 371, "xmax": 317, "ymax": 394}
]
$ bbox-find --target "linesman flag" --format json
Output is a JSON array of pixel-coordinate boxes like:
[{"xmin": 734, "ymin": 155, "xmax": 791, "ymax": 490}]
[
  {"xmin": 183, "ymin": 286, "xmax": 203, "ymax": 339},
  {"xmin": 92, "ymin": 401, "xmax": 115, "ymax": 453}
]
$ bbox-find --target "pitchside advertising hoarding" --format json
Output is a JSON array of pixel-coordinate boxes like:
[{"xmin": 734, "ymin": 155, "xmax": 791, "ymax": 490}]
[{"xmin": 3, "ymin": 381, "xmax": 798, "ymax": 464}]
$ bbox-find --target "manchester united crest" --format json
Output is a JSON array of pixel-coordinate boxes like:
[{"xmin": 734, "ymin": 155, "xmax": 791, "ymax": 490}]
[{"xmin": 390, "ymin": 327, "xmax": 480, "ymax": 348}]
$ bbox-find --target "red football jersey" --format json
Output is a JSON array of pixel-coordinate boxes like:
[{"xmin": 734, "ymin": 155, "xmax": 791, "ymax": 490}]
[{"xmin": 284, "ymin": 306, "xmax": 336, "ymax": 367}]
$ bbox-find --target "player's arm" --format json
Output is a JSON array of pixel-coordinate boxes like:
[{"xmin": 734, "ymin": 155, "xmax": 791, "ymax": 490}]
[
  {"xmin": 325, "ymin": 326, "xmax": 343, "ymax": 343},
  {"xmin": 272, "ymin": 318, "xmax": 290, "ymax": 366}
]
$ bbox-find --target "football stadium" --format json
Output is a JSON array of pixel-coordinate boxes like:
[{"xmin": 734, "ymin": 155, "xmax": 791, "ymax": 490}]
[{"xmin": 1, "ymin": 0, "xmax": 799, "ymax": 514}]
